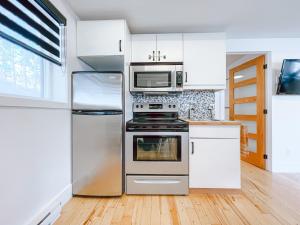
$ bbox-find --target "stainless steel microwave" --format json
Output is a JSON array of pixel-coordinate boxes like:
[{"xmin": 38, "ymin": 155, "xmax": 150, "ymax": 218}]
[{"xmin": 130, "ymin": 63, "xmax": 184, "ymax": 93}]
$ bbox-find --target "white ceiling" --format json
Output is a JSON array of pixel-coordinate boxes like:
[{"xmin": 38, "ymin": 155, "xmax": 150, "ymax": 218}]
[{"xmin": 66, "ymin": 0, "xmax": 300, "ymax": 38}]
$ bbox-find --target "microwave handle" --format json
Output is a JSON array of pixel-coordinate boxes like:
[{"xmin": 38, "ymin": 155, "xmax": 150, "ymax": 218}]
[
  {"xmin": 152, "ymin": 51, "xmax": 155, "ymax": 61},
  {"xmin": 185, "ymin": 72, "xmax": 188, "ymax": 83}
]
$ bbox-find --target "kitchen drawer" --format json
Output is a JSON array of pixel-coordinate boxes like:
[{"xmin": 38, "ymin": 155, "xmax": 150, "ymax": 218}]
[
  {"xmin": 189, "ymin": 125, "xmax": 240, "ymax": 139},
  {"xmin": 126, "ymin": 175, "xmax": 189, "ymax": 195}
]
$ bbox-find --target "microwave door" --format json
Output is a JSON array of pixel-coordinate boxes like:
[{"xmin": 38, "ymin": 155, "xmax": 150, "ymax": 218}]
[
  {"xmin": 130, "ymin": 64, "xmax": 182, "ymax": 92},
  {"xmin": 131, "ymin": 71, "xmax": 174, "ymax": 92}
]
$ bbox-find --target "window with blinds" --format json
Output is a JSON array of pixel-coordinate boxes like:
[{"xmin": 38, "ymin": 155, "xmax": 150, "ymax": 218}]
[{"xmin": 0, "ymin": 0, "xmax": 66, "ymax": 66}]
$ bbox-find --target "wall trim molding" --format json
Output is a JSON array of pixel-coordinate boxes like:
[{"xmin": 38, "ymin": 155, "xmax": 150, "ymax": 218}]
[
  {"xmin": 26, "ymin": 184, "xmax": 72, "ymax": 225},
  {"xmin": 0, "ymin": 95, "xmax": 69, "ymax": 109}
]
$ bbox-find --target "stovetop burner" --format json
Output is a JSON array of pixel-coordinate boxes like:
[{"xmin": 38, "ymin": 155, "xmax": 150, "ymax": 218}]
[{"xmin": 126, "ymin": 103, "xmax": 188, "ymax": 132}]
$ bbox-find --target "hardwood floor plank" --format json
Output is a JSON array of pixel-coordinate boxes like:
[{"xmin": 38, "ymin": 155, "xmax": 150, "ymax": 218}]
[
  {"xmin": 175, "ymin": 196, "xmax": 192, "ymax": 225},
  {"xmin": 132, "ymin": 196, "xmax": 144, "ymax": 225},
  {"xmin": 141, "ymin": 196, "xmax": 152, "ymax": 225},
  {"xmin": 167, "ymin": 196, "xmax": 180, "ymax": 225},
  {"xmin": 150, "ymin": 196, "xmax": 161, "ymax": 225},
  {"xmin": 160, "ymin": 196, "xmax": 172, "ymax": 225},
  {"xmin": 54, "ymin": 162, "xmax": 300, "ymax": 225},
  {"xmin": 194, "ymin": 195, "xmax": 222, "ymax": 225}
]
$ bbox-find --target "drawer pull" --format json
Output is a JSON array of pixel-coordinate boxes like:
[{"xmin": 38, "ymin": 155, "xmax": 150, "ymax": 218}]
[{"xmin": 134, "ymin": 179, "xmax": 180, "ymax": 184}]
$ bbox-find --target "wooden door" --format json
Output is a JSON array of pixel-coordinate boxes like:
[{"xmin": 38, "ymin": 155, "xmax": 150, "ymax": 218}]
[
  {"xmin": 183, "ymin": 33, "xmax": 226, "ymax": 89},
  {"xmin": 131, "ymin": 34, "xmax": 157, "ymax": 62},
  {"xmin": 156, "ymin": 33, "xmax": 183, "ymax": 62},
  {"xmin": 229, "ymin": 55, "xmax": 266, "ymax": 169}
]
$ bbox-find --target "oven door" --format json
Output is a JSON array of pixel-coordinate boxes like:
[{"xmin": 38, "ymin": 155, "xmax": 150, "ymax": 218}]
[
  {"xmin": 130, "ymin": 65, "xmax": 177, "ymax": 92},
  {"xmin": 125, "ymin": 131, "xmax": 189, "ymax": 175}
]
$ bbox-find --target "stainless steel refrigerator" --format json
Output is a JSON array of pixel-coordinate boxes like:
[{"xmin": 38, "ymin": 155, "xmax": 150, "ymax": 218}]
[{"xmin": 72, "ymin": 71, "xmax": 123, "ymax": 196}]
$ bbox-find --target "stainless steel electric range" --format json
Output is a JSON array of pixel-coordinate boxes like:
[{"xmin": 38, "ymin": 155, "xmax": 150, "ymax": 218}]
[{"xmin": 125, "ymin": 103, "xmax": 189, "ymax": 195}]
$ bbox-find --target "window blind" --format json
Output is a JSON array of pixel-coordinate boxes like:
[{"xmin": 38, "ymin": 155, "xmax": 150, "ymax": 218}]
[{"xmin": 0, "ymin": 0, "xmax": 66, "ymax": 66}]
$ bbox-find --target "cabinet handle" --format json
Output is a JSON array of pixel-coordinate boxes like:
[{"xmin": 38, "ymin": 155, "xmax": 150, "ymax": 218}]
[
  {"xmin": 148, "ymin": 54, "xmax": 152, "ymax": 60},
  {"xmin": 185, "ymin": 72, "xmax": 188, "ymax": 83},
  {"xmin": 119, "ymin": 40, "xmax": 122, "ymax": 52},
  {"xmin": 191, "ymin": 141, "xmax": 194, "ymax": 154},
  {"xmin": 152, "ymin": 51, "xmax": 155, "ymax": 61},
  {"xmin": 158, "ymin": 51, "xmax": 161, "ymax": 61}
]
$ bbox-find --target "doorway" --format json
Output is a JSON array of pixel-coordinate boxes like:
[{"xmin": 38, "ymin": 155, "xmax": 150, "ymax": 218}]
[{"xmin": 226, "ymin": 54, "xmax": 267, "ymax": 169}]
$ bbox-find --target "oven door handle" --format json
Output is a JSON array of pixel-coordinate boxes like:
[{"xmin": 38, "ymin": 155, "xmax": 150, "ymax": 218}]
[{"xmin": 134, "ymin": 179, "xmax": 181, "ymax": 184}]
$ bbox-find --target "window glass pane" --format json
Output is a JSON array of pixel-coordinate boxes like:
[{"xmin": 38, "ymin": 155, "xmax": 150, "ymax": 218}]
[
  {"xmin": 234, "ymin": 84, "xmax": 256, "ymax": 98},
  {"xmin": 0, "ymin": 36, "xmax": 67, "ymax": 103},
  {"xmin": 234, "ymin": 103, "xmax": 256, "ymax": 115},
  {"xmin": 247, "ymin": 139, "xmax": 257, "ymax": 153},
  {"xmin": 0, "ymin": 36, "xmax": 43, "ymax": 98},
  {"xmin": 241, "ymin": 121, "xmax": 256, "ymax": 133},
  {"xmin": 234, "ymin": 65, "xmax": 256, "ymax": 82}
]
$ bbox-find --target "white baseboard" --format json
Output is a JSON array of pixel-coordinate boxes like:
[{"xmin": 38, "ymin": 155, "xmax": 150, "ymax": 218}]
[
  {"xmin": 26, "ymin": 184, "xmax": 72, "ymax": 225},
  {"xmin": 272, "ymin": 163, "xmax": 300, "ymax": 173}
]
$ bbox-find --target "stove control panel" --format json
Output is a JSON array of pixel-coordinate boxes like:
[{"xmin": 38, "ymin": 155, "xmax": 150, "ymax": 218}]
[{"xmin": 133, "ymin": 103, "xmax": 178, "ymax": 112}]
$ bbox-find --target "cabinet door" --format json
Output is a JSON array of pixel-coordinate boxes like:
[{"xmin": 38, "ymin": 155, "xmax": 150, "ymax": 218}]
[
  {"xmin": 156, "ymin": 33, "xmax": 183, "ymax": 62},
  {"xmin": 183, "ymin": 33, "xmax": 226, "ymax": 89},
  {"xmin": 131, "ymin": 34, "xmax": 157, "ymax": 62},
  {"xmin": 77, "ymin": 20, "xmax": 125, "ymax": 56},
  {"xmin": 189, "ymin": 138, "xmax": 240, "ymax": 188}
]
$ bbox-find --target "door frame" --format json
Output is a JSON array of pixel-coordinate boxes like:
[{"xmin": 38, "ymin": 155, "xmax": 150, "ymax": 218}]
[{"xmin": 222, "ymin": 51, "xmax": 272, "ymax": 171}]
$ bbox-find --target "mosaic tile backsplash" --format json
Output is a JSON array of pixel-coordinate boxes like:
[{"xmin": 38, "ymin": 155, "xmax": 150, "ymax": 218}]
[{"xmin": 132, "ymin": 90, "xmax": 215, "ymax": 120}]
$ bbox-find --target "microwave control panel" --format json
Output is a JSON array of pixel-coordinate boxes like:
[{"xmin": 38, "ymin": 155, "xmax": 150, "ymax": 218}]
[{"xmin": 176, "ymin": 71, "xmax": 183, "ymax": 87}]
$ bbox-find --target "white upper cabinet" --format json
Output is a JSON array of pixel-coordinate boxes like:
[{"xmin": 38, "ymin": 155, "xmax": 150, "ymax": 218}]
[
  {"xmin": 77, "ymin": 20, "xmax": 126, "ymax": 57},
  {"xmin": 183, "ymin": 33, "xmax": 226, "ymax": 89},
  {"xmin": 131, "ymin": 34, "xmax": 157, "ymax": 62},
  {"xmin": 156, "ymin": 34, "xmax": 183, "ymax": 62},
  {"xmin": 131, "ymin": 33, "xmax": 183, "ymax": 62}
]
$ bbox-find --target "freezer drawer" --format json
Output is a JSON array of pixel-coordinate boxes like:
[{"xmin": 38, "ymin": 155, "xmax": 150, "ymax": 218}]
[
  {"xmin": 72, "ymin": 113, "xmax": 123, "ymax": 196},
  {"xmin": 126, "ymin": 175, "xmax": 189, "ymax": 195},
  {"xmin": 72, "ymin": 71, "xmax": 123, "ymax": 111}
]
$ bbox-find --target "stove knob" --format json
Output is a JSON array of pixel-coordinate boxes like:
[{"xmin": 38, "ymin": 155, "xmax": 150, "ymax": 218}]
[
  {"xmin": 141, "ymin": 105, "xmax": 143, "ymax": 108},
  {"xmin": 136, "ymin": 105, "xmax": 139, "ymax": 108},
  {"xmin": 173, "ymin": 105, "xmax": 176, "ymax": 108},
  {"xmin": 168, "ymin": 105, "xmax": 171, "ymax": 108}
]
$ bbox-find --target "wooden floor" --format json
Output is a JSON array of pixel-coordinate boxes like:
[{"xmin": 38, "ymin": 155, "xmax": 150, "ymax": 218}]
[{"xmin": 54, "ymin": 162, "xmax": 300, "ymax": 225}]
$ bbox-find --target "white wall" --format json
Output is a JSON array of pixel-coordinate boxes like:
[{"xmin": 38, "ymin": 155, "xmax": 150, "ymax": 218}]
[
  {"xmin": 226, "ymin": 38, "xmax": 300, "ymax": 172},
  {"xmin": 0, "ymin": 108, "xmax": 71, "ymax": 225},
  {"xmin": 0, "ymin": 1, "xmax": 92, "ymax": 225},
  {"xmin": 272, "ymin": 96, "xmax": 300, "ymax": 172}
]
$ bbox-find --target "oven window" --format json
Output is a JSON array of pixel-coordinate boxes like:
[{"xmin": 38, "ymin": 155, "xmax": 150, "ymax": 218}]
[
  {"xmin": 134, "ymin": 72, "xmax": 171, "ymax": 88},
  {"xmin": 133, "ymin": 136, "xmax": 181, "ymax": 161}
]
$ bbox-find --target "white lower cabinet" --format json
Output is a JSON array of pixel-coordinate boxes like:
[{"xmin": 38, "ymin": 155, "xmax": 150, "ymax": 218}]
[{"xmin": 189, "ymin": 125, "xmax": 241, "ymax": 189}]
